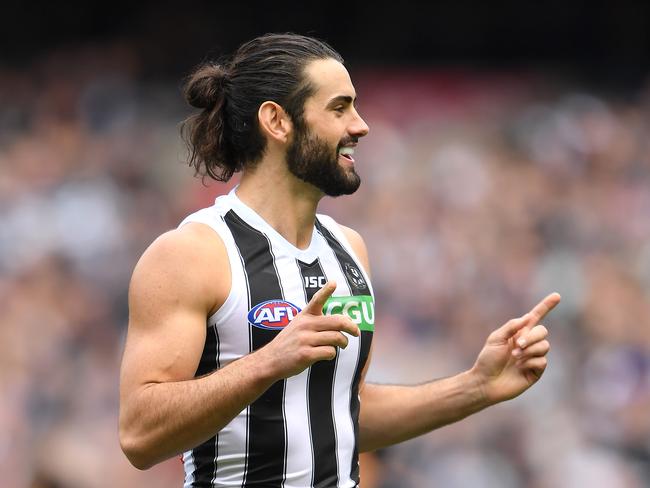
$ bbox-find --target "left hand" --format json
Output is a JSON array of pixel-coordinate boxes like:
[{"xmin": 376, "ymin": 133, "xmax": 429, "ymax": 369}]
[{"xmin": 470, "ymin": 293, "xmax": 561, "ymax": 404}]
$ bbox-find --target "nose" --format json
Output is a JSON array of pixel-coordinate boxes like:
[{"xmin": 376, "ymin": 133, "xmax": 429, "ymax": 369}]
[{"xmin": 350, "ymin": 108, "xmax": 369, "ymax": 138}]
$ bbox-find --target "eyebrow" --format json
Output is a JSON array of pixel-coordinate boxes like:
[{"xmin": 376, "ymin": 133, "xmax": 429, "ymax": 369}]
[{"xmin": 326, "ymin": 95, "xmax": 356, "ymax": 108}]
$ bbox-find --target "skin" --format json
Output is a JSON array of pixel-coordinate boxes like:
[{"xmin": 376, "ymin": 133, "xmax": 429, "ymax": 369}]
[{"xmin": 119, "ymin": 57, "xmax": 560, "ymax": 469}]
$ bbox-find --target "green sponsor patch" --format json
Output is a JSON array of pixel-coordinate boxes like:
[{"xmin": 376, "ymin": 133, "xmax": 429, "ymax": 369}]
[{"xmin": 323, "ymin": 295, "xmax": 374, "ymax": 332}]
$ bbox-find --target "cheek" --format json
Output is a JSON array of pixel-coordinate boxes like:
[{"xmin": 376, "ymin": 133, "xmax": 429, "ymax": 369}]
[{"xmin": 302, "ymin": 114, "xmax": 346, "ymax": 146}]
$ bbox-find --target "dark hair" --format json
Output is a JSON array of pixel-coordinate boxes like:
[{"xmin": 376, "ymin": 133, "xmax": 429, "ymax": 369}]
[{"xmin": 181, "ymin": 33, "xmax": 344, "ymax": 182}]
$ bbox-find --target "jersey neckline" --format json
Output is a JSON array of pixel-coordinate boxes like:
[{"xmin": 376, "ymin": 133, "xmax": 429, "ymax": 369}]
[{"xmin": 221, "ymin": 187, "xmax": 324, "ymax": 261}]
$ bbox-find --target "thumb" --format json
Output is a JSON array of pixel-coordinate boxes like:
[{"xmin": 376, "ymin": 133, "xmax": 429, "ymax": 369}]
[{"xmin": 302, "ymin": 281, "xmax": 337, "ymax": 315}]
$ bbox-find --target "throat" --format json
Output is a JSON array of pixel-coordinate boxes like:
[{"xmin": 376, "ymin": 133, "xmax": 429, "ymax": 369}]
[
  {"xmin": 261, "ymin": 212, "xmax": 316, "ymax": 250},
  {"xmin": 234, "ymin": 179, "xmax": 320, "ymax": 250}
]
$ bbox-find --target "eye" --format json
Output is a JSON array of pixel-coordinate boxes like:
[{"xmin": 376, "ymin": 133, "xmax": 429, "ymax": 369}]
[{"xmin": 333, "ymin": 106, "xmax": 345, "ymax": 113}]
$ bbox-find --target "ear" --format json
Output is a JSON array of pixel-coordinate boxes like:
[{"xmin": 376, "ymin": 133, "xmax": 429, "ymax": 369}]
[{"xmin": 258, "ymin": 101, "xmax": 292, "ymax": 143}]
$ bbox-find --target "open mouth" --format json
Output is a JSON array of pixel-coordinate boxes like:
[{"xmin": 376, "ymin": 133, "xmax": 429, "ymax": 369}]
[{"xmin": 338, "ymin": 146, "xmax": 355, "ymax": 162}]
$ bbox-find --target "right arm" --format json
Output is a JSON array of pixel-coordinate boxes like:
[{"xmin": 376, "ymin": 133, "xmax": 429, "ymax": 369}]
[{"xmin": 118, "ymin": 224, "xmax": 358, "ymax": 469}]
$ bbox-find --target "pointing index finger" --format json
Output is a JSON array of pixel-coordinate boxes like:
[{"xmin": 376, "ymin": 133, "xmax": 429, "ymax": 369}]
[
  {"xmin": 527, "ymin": 292, "xmax": 561, "ymax": 325},
  {"xmin": 302, "ymin": 281, "xmax": 337, "ymax": 315}
]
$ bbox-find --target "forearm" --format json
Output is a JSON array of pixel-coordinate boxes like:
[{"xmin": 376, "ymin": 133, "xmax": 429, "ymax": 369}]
[
  {"xmin": 119, "ymin": 351, "xmax": 276, "ymax": 469},
  {"xmin": 358, "ymin": 370, "xmax": 489, "ymax": 452}
]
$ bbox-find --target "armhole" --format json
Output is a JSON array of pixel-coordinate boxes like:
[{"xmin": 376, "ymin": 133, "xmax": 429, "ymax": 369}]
[{"xmin": 179, "ymin": 210, "xmax": 241, "ymax": 325}]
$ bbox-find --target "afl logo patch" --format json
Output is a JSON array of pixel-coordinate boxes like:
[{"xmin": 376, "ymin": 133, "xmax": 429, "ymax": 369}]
[
  {"xmin": 248, "ymin": 300, "xmax": 302, "ymax": 330},
  {"xmin": 344, "ymin": 263, "xmax": 367, "ymax": 290}
]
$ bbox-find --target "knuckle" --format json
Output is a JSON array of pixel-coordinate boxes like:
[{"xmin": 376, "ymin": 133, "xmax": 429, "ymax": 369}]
[
  {"xmin": 331, "ymin": 318, "xmax": 345, "ymax": 331},
  {"xmin": 295, "ymin": 330, "xmax": 309, "ymax": 346},
  {"xmin": 290, "ymin": 317, "xmax": 306, "ymax": 330},
  {"xmin": 298, "ymin": 348, "xmax": 313, "ymax": 363},
  {"xmin": 310, "ymin": 350, "xmax": 323, "ymax": 362}
]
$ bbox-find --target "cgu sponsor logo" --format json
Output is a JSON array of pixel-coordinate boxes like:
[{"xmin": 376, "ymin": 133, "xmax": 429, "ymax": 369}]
[
  {"xmin": 248, "ymin": 300, "xmax": 302, "ymax": 330},
  {"xmin": 323, "ymin": 295, "xmax": 375, "ymax": 332}
]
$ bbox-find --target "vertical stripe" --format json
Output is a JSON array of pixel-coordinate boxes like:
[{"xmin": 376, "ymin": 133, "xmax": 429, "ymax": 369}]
[
  {"xmin": 277, "ymin": 258, "xmax": 313, "ymax": 488},
  {"xmin": 183, "ymin": 447, "xmax": 196, "ymax": 487},
  {"xmin": 229, "ymin": 215, "xmax": 253, "ymax": 488},
  {"xmin": 214, "ymin": 213, "xmax": 252, "ymax": 487},
  {"xmin": 315, "ymin": 219, "xmax": 373, "ymax": 485},
  {"xmin": 306, "ymin": 366, "xmax": 315, "ymax": 483},
  {"xmin": 314, "ymin": 243, "xmax": 357, "ymax": 488},
  {"xmin": 211, "ymin": 325, "xmax": 221, "ymax": 486},
  {"xmin": 298, "ymin": 259, "xmax": 339, "ymax": 487},
  {"xmin": 330, "ymin": 330, "xmax": 359, "ymax": 488},
  {"xmin": 225, "ymin": 210, "xmax": 287, "ymax": 487},
  {"xmin": 189, "ymin": 324, "xmax": 221, "ymax": 487},
  {"xmin": 348, "ymin": 333, "xmax": 371, "ymax": 484}
]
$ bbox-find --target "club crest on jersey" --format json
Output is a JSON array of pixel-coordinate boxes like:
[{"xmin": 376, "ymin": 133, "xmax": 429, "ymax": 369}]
[
  {"xmin": 344, "ymin": 263, "xmax": 367, "ymax": 290},
  {"xmin": 248, "ymin": 300, "xmax": 302, "ymax": 330}
]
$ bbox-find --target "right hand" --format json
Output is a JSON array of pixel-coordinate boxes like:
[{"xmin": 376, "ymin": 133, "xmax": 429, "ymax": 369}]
[
  {"xmin": 470, "ymin": 292, "xmax": 560, "ymax": 404},
  {"xmin": 259, "ymin": 281, "xmax": 360, "ymax": 378}
]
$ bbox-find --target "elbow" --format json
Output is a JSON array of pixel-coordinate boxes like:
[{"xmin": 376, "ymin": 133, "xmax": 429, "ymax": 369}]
[{"xmin": 119, "ymin": 424, "xmax": 158, "ymax": 470}]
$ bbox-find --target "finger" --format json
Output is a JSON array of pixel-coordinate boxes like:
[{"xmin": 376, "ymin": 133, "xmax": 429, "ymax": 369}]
[
  {"xmin": 516, "ymin": 324, "xmax": 548, "ymax": 349},
  {"xmin": 302, "ymin": 281, "xmax": 337, "ymax": 315},
  {"xmin": 488, "ymin": 315, "xmax": 529, "ymax": 344},
  {"xmin": 310, "ymin": 331, "xmax": 349, "ymax": 349},
  {"xmin": 311, "ymin": 345, "xmax": 338, "ymax": 362},
  {"xmin": 312, "ymin": 315, "xmax": 360, "ymax": 337},
  {"xmin": 516, "ymin": 355, "xmax": 547, "ymax": 374},
  {"xmin": 512, "ymin": 340, "xmax": 550, "ymax": 359},
  {"xmin": 526, "ymin": 293, "xmax": 561, "ymax": 326}
]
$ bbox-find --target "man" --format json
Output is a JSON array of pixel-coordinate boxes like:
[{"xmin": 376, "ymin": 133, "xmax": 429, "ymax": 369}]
[{"xmin": 119, "ymin": 33, "xmax": 560, "ymax": 487}]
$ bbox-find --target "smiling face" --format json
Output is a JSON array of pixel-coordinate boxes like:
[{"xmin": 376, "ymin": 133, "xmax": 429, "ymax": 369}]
[{"xmin": 285, "ymin": 58, "xmax": 369, "ymax": 197}]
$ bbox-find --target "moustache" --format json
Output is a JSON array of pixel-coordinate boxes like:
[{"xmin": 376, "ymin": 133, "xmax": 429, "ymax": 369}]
[{"xmin": 337, "ymin": 136, "xmax": 358, "ymax": 150}]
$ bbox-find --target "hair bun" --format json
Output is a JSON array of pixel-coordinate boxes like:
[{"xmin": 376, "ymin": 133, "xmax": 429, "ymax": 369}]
[{"xmin": 184, "ymin": 62, "xmax": 228, "ymax": 110}]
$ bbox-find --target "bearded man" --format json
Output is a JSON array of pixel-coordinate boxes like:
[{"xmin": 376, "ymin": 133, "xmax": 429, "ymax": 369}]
[{"xmin": 119, "ymin": 33, "xmax": 560, "ymax": 488}]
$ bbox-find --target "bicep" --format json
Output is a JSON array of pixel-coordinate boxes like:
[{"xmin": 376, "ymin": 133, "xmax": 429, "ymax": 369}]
[
  {"xmin": 120, "ymin": 226, "xmax": 229, "ymax": 398},
  {"xmin": 121, "ymin": 294, "xmax": 207, "ymax": 392}
]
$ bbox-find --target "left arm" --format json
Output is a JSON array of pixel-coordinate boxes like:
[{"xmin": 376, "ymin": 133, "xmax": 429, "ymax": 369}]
[{"xmin": 339, "ymin": 225, "xmax": 560, "ymax": 452}]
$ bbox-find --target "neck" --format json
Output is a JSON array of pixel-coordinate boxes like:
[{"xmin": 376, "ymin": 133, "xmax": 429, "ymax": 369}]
[{"xmin": 236, "ymin": 162, "xmax": 323, "ymax": 250}]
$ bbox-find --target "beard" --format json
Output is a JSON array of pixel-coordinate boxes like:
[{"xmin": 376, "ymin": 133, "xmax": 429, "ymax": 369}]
[{"xmin": 286, "ymin": 120, "xmax": 361, "ymax": 197}]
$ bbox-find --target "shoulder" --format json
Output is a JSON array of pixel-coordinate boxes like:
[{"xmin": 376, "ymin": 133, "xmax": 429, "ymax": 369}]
[
  {"xmin": 134, "ymin": 222, "xmax": 228, "ymax": 277},
  {"xmin": 318, "ymin": 216, "xmax": 371, "ymax": 277},
  {"xmin": 129, "ymin": 222, "xmax": 231, "ymax": 317}
]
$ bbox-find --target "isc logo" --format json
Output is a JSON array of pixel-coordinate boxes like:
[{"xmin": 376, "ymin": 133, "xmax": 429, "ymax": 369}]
[
  {"xmin": 248, "ymin": 300, "xmax": 302, "ymax": 330},
  {"xmin": 304, "ymin": 276, "xmax": 326, "ymax": 288}
]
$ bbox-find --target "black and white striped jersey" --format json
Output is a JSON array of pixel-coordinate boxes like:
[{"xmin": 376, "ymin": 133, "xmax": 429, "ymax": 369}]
[{"xmin": 179, "ymin": 189, "xmax": 374, "ymax": 488}]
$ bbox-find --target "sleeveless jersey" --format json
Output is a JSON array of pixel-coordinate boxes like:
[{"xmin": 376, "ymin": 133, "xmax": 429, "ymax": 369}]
[{"xmin": 179, "ymin": 189, "xmax": 374, "ymax": 488}]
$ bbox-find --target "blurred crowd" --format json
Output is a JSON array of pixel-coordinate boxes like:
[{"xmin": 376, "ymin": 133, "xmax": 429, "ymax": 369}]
[{"xmin": 2, "ymin": 44, "xmax": 650, "ymax": 487}]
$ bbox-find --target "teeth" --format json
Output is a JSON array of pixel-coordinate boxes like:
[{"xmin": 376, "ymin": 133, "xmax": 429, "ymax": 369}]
[{"xmin": 339, "ymin": 147, "xmax": 355, "ymax": 156}]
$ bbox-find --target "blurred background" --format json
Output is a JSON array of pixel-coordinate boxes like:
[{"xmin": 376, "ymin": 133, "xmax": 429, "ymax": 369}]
[{"xmin": 2, "ymin": 1, "xmax": 650, "ymax": 487}]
